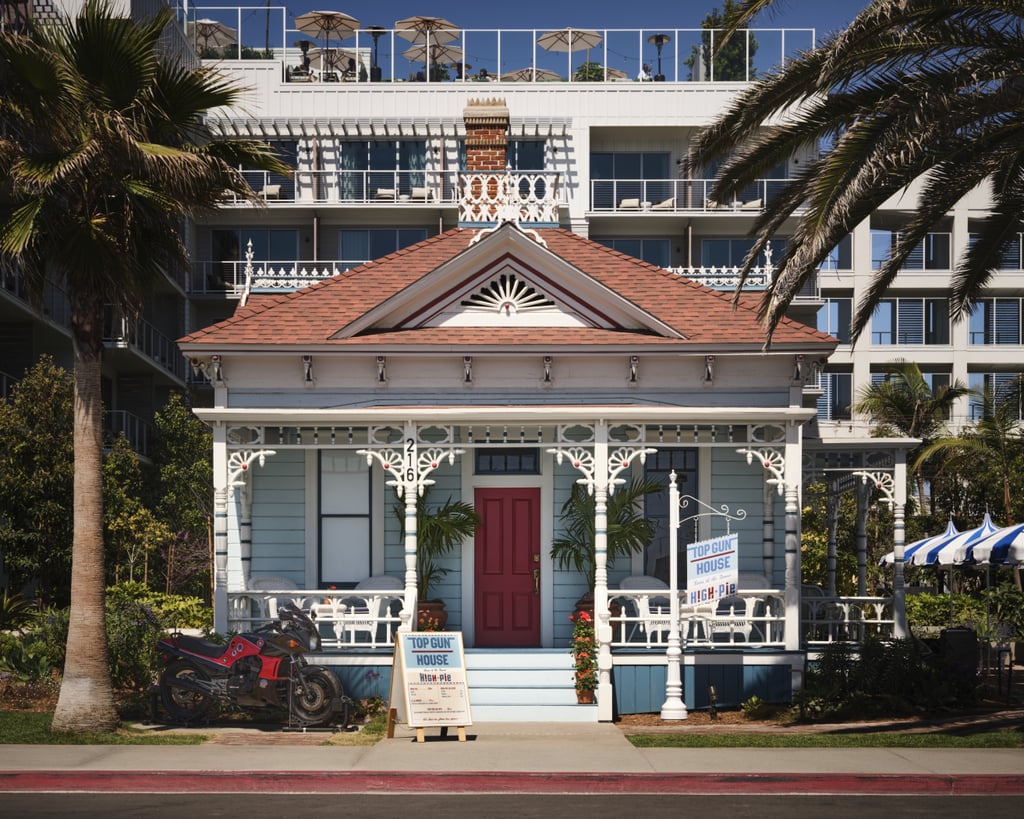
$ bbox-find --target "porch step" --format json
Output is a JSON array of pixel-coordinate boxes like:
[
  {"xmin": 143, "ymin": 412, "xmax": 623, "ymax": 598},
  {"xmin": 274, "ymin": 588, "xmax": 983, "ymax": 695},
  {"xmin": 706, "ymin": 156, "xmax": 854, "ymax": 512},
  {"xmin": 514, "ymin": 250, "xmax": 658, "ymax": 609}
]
[{"xmin": 464, "ymin": 648, "xmax": 597, "ymax": 722}]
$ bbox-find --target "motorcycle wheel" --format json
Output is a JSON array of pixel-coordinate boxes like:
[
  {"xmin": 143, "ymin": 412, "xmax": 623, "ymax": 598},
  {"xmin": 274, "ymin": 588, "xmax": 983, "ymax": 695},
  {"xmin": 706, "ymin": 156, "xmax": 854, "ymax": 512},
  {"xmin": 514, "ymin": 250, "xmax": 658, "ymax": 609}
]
[
  {"xmin": 160, "ymin": 660, "xmax": 214, "ymax": 723},
  {"xmin": 291, "ymin": 667, "xmax": 345, "ymax": 727}
]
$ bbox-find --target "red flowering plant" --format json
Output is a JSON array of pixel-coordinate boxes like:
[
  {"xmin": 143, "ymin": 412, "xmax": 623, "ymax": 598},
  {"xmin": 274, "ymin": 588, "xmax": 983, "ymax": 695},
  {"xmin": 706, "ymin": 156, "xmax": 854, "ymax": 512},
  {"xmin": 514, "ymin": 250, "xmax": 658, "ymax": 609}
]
[{"xmin": 569, "ymin": 610, "xmax": 598, "ymax": 691}]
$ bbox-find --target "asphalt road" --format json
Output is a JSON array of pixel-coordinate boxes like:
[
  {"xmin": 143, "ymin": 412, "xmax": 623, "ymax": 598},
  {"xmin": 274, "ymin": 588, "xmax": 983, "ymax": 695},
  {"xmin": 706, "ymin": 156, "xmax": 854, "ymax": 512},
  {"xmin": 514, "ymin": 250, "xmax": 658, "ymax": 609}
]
[{"xmin": 2, "ymin": 793, "xmax": 1021, "ymax": 818}]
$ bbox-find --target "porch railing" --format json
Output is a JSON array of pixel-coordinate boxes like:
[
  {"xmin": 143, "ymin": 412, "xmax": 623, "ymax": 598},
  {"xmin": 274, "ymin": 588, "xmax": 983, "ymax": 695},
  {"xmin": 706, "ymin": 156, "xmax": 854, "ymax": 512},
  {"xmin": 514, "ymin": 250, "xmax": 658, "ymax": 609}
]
[
  {"xmin": 228, "ymin": 589, "xmax": 404, "ymax": 650},
  {"xmin": 609, "ymin": 589, "xmax": 787, "ymax": 649},
  {"xmin": 802, "ymin": 596, "xmax": 894, "ymax": 646}
]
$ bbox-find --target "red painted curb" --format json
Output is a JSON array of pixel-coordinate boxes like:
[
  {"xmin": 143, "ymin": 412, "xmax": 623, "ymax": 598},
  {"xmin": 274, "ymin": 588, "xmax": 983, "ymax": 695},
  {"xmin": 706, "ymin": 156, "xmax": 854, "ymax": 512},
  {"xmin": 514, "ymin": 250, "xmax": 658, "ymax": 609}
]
[{"xmin": 1, "ymin": 771, "xmax": 1023, "ymax": 795}]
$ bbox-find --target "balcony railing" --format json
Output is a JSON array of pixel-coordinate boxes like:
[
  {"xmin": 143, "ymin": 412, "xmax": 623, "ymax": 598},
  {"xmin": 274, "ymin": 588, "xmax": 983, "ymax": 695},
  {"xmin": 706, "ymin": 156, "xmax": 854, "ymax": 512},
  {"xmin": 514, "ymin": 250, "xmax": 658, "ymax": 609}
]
[
  {"xmin": 103, "ymin": 313, "xmax": 186, "ymax": 380},
  {"xmin": 104, "ymin": 409, "xmax": 154, "ymax": 457},
  {"xmin": 669, "ymin": 266, "xmax": 819, "ymax": 300},
  {"xmin": 225, "ymin": 169, "xmax": 463, "ymax": 206},
  {"xmin": 192, "ymin": 9, "xmax": 814, "ymax": 85},
  {"xmin": 590, "ymin": 178, "xmax": 791, "ymax": 213},
  {"xmin": 458, "ymin": 172, "xmax": 562, "ymax": 224}
]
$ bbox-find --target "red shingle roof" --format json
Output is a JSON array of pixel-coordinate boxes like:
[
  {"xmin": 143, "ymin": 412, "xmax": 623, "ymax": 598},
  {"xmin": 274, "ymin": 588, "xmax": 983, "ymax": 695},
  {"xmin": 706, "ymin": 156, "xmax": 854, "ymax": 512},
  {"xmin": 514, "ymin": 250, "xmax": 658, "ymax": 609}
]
[{"xmin": 179, "ymin": 227, "xmax": 833, "ymax": 350}]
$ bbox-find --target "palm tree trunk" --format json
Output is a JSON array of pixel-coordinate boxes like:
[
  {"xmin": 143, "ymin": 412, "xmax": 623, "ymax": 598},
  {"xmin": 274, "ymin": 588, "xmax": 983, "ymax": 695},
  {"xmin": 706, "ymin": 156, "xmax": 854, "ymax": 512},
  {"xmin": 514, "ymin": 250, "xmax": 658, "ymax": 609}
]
[{"xmin": 51, "ymin": 318, "xmax": 118, "ymax": 732}]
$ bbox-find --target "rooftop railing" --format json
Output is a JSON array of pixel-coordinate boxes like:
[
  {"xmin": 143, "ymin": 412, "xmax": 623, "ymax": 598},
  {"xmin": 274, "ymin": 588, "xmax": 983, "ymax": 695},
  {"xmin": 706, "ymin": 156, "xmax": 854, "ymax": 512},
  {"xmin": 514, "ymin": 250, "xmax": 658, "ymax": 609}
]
[
  {"xmin": 589, "ymin": 178, "xmax": 792, "ymax": 213},
  {"xmin": 190, "ymin": 7, "xmax": 813, "ymax": 85}
]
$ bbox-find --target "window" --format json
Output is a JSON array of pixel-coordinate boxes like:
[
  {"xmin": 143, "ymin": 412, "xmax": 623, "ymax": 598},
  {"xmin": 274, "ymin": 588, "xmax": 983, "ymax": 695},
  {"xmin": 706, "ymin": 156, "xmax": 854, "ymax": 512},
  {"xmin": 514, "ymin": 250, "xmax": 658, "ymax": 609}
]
[
  {"xmin": 590, "ymin": 151, "xmax": 671, "ymax": 208},
  {"xmin": 319, "ymin": 451, "xmax": 371, "ymax": 588},
  {"xmin": 595, "ymin": 238, "xmax": 670, "ymax": 268},
  {"xmin": 475, "ymin": 448, "xmax": 540, "ymax": 474},
  {"xmin": 339, "ymin": 228, "xmax": 428, "ymax": 269},
  {"xmin": 819, "ymin": 235, "xmax": 852, "ymax": 271},
  {"xmin": 969, "ymin": 299, "xmax": 1022, "ymax": 345},
  {"xmin": 870, "ymin": 370, "xmax": 954, "ymax": 417},
  {"xmin": 509, "ymin": 140, "xmax": 545, "ymax": 170},
  {"xmin": 817, "ymin": 372, "xmax": 852, "ymax": 421},
  {"xmin": 817, "ymin": 298, "xmax": 852, "ymax": 344},
  {"xmin": 871, "ymin": 298, "xmax": 949, "ymax": 345},
  {"xmin": 968, "ymin": 373, "xmax": 1023, "ymax": 421},
  {"xmin": 643, "ymin": 449, "xmax": 698, "ymax": 586},
  {"xmin": 339, "ymin": 139, "xmax": 427, "ymax": 200},
  {"xmin": 242, "ymin": 139, "xmax": 296, "ymax": 198},
  {"xmin": 700, "ymin": 238, "xmax": 786, "ymax": 269},
  {"xmin": 969, "ymin": 232, "xmax": 1024, "ymax": 271},
  {"xmin": 210, "ymin": 229, "xmax": 298, "ymax": 289},
  {"xmin": 871, "ymin": 230, "xmax": 951, "ymax": 271}
]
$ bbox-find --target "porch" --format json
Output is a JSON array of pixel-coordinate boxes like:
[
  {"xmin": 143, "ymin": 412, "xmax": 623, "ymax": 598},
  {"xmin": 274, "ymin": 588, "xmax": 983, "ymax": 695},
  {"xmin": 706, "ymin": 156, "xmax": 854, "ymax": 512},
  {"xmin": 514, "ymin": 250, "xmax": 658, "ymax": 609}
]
[{"xmin": 226, "ymin": 585, "xmax": 894, "ymax": 718}]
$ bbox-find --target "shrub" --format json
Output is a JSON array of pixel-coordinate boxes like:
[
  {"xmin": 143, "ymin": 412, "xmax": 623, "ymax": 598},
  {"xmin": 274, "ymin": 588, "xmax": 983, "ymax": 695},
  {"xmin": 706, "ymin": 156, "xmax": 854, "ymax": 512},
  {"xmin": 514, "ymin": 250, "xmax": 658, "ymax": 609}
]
[{"xmin": 0, "ymin": 591, "xmax": 39, "ymax": 631}]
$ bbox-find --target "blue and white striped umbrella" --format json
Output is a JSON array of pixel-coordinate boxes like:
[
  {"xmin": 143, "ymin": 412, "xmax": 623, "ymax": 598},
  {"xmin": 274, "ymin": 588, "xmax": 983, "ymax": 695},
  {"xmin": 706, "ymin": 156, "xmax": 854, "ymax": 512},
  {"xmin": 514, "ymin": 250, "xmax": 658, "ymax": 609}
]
[
  {"xmin": 917, "ymin": 512, "xmax": 999, "ymax": 566},
  {"xmin": 879, "ymin": 519, "xmax": 958, "ymax": 566},
  {"xmin": 963, "ymin": 521, "xmax": 1024, "ymax": 565}
]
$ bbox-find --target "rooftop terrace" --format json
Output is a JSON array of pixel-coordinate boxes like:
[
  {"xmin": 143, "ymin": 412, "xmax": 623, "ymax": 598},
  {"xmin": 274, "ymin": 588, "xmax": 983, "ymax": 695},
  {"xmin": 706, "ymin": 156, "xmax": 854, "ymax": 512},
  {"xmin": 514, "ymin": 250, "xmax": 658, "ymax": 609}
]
[{"xmin": 189, "ymin": 6, "xmax": 814, "ymax": 84}]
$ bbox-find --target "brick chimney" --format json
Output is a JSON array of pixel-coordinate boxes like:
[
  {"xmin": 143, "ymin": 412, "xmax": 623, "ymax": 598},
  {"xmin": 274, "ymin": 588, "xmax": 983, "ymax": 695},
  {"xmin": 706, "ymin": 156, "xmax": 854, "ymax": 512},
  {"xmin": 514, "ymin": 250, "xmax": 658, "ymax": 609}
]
[{"xmin": 463, "ymin": 98, "xmax": 509, "ymax": 172}]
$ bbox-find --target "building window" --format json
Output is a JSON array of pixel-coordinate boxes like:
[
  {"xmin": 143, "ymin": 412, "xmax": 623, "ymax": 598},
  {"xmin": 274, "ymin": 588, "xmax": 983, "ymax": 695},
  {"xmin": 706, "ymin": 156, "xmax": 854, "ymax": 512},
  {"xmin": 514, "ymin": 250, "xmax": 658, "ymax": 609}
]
[
  {"xmin": 643, "ymin": 449, "xmax": 698, "ymax": 586},
  {"xmin": 871, "ymin": 230, "xmax": 951, "ymax": 271},
  {"xmin": 817, "ymin": 371, "xmax": 852, "ymax": 421},
  {"xmin": 818, "ymin": 235, "xmax": 852, "ymax": 271},
  {"xmin": 210, "ymin": 229, "xmax": 298, "ymax": 290},
  {"xmin": 871, "ymin": 298, "xmax": 949, "ymax": 345},
  {"xmin": 319, "ymin": 451, "xmax": 372, "ymax": 588},
  {"xmin": 590, "ymin": 151, "xmax": 671, "ymax": 208},
  {"xmin": 871, "ymin": 370, "xmax": 954, "ymax": 418},
  {"xmin": 595, "ymin": 237, "xmax": 670, "ymax": 268},
  {"xmin": 475, "ymin": 448, "xmax": 540, "ymax": 474},
  {"xmin": 816, "ymin": 297, "xmax": 852, "ymax": 344},
  {"xmin": 242, "ymin": 139, "xmax": 296, "ymax": 199},
  {"xmin": 339, "ymin": 139, "xmax": 427, "ymax": 200},
  {"xmin": 969, "ymin": 299, "xmax": 1022, "ymax": 345},
  {"xmin": 339, "ymin": 228, "xmax": 428, "ymax": 269},
  {"xmin": 968, "ymin": 373, "xmax": 1023, "ymax": 421},
  {"xmin": 969, "ymin": 232, "xmax": 1024, "ymax": 271},
  {"xmin": 509, "ymin": 140, "xmax": 546, "ymax": 170},
  {"xmin": 700, "ymin": 238, "xmax": 785, "ymax": 269}
]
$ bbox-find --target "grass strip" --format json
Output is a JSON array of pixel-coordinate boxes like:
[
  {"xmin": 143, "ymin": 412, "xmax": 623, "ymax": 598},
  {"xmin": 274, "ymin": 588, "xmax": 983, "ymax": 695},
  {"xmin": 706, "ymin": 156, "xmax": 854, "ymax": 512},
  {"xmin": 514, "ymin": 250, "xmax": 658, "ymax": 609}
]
[
  {"xmin": 0, "ymin": 711, "xmax": 205, "ymax": 745},
  {"xmin": 627, "ymin": 731, "xmax": 1024, "ymax": 749}
]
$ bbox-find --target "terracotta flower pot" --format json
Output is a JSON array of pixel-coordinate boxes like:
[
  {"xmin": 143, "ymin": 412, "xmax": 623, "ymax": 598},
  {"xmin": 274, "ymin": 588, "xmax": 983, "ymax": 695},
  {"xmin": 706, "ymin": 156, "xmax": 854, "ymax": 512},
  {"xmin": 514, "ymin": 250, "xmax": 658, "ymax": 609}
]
[
  {"xmin": 417, "ymin": 599, "xmax": 448, "ymax": 630},
  {"xmin": 576, "ymin": 689, "xmax": 595, "ymax": 704}
]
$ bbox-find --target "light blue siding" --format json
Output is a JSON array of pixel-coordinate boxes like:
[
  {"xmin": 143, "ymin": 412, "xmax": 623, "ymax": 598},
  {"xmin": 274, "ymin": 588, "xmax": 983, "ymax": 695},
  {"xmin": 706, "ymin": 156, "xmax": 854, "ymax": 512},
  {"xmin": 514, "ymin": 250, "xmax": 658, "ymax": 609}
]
[
  {"xmin": 710, "ymin": 450, "xmax": 773, "ymax": 580},
  {"xmin": 249, "ymin": 450, "xmax": 306, "ymax": 586}
]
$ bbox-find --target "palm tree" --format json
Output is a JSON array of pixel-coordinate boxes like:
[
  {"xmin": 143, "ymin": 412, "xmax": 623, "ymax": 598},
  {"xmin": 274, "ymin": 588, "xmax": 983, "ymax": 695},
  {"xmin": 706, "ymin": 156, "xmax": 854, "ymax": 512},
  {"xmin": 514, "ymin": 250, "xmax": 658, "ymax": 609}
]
[
  {"xmin": 854, "ymin": 360, "xmax": 970, "ymax": 513},
  {"xmin": 916, "ymin": 378, "xmax": 1024, "ymax": 528},
  {"xmin": 685, "ymin": 0, "xmax": 1024, "ymax": 344},
  {"xmin": 0, "ymin": 3, "xmax": 288, "ymax": 732}
]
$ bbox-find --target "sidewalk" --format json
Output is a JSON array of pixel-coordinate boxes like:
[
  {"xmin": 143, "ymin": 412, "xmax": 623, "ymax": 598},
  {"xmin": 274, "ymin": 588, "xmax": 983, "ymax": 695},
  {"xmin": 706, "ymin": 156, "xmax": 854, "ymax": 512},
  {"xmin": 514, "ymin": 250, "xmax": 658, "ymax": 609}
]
[{"xmin": 1, "ymin": 717, "xmax": 1023, "ymax": 794}]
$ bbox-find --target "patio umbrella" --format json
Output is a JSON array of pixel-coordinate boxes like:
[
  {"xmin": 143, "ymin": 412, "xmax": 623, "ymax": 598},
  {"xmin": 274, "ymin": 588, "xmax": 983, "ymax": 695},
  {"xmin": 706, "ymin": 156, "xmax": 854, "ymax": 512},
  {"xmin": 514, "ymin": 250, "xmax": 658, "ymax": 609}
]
[
  {"xmin": 964, "ymin": 521, "xmax": 1024, "ymax": 565},
  {"xmin": 921, "ymin": 512, "xmax": 999, "ymax": 566},
  {"xmin": 295, "ymin": 11, "xmax": 360, "ymax": 73},
  {"xmin": 395, "ymin": 15, "xmax": 459, "ymax": 76},
  {"xmin": 307, "ymin": 47, "xmax": 361, "ymax": 73},
  {"xmin": 537, "ymin": 28, "xmax": 603, "ymax": 78},
  {"xmin": 879, "ymin": 519, "xmax": 958, "ymax": 566},
  {"xmin": 188, "ymin": 18, "xmax": 237, "ymax": 53},
  {"xmin": 500, "ymin": 66, "xmax": 562, "ymax": 82},
  {"xmin": 402, "ymin": 42, "xmax": 464, "ymax": 66}
]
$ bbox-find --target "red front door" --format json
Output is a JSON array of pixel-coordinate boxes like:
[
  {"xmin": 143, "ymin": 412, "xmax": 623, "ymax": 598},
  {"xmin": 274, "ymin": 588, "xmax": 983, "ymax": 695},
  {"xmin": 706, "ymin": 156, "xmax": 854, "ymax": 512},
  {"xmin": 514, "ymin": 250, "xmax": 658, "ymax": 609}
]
[{"xmin": 474, "ymin": 488, "xmax": 541, "ymax": 647}]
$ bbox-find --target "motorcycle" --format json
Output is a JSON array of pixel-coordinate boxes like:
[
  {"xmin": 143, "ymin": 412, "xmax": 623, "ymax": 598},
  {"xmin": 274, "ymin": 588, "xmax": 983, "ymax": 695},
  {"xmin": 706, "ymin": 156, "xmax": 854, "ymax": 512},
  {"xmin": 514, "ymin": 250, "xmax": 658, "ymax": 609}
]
[{"xmin": 155, "ymin": 601, "xmax": 349, "ymax": 728}]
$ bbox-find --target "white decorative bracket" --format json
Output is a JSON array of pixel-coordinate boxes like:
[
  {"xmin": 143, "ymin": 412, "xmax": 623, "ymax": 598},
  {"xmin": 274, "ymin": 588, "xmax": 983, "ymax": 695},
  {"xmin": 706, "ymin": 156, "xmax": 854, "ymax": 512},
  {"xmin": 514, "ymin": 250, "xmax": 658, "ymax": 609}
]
[
  {"xmin": 358, "ymin": 444, "xmax": 465, "ymax": 499},
  {"xmin": 227, "ymin": 449, "xmax": 277, "ymax": 489},
  {"xmin": 852, "ymin": 470, "xmax": 895, "ymax": 507},
  {"xmin": 548, "ymin": 445, "xmax": 656, "ymax": 496},
  {"xmin": 737, "ymin": 446, "xmax": 786, "ymax": 495}
]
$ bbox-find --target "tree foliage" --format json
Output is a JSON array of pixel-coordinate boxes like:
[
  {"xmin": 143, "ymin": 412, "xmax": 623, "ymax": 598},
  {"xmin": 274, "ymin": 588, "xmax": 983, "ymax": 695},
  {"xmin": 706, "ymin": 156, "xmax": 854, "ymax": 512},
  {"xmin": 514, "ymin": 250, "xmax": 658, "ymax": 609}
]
[
  {"xmin": 0, "ymin": 356, "xmax": 74, "ymax": 602},
  {"xmin": 687, "ymin": 0, "xmax": 1024, "ymax": 344}
]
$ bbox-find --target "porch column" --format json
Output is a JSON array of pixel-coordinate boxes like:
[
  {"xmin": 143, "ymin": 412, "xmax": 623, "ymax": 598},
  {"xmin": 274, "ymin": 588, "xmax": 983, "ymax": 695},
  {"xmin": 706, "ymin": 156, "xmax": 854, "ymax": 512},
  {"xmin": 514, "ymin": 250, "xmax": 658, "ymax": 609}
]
[
  {"xmin": 212, "ymin": 424, "xmax": 228, "ymax": 634},
  {"xmin": 359, "ymin": 423, "xmax": 464, "ymax": 633},
  {"xmin": 826, "ymin": 483, "xmax": 839, "ymax": 596},
  {"xmin": 592, "ymin": 425, "xmax": 612, "ymax": 720},
  {"xmin": 762, "ymin": 482, "xmax": 776, "ymax": 586},
  {"xmin": 893, "ymin": 452, "xmax": 909, "ymax": 638},
  {"xmin": 548, "ymin": 427, "xmax": 654, "ymax": 723},
  {"xmin": 238, "ymin": 480, "xmax": 253, "ymax": 589},
  {"xmin": 855, "ymin": 478, "xmax": 871, "ymax": 595},
  {"xmin": 783, "ymin": 429, "xmax": 802, "ymax": 653}
]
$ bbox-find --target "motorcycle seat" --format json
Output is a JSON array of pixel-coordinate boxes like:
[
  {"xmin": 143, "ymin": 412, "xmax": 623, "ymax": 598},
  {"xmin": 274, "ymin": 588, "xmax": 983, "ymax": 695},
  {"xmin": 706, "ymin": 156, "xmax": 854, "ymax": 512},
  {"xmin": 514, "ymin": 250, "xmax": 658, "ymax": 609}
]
[{"xmin": 172, "ymin": 633, "xmax": 233, "ymax": 659}]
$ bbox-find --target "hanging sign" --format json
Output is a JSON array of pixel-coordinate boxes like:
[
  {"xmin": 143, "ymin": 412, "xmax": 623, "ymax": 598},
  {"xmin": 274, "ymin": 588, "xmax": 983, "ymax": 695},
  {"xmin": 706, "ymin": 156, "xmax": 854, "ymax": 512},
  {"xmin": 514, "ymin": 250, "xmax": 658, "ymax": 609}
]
[
  {"xmin": 389, "ymin": 631, "xmax": 472, "ymax": 738},
  {"xmin": 686, "ymin": 532, "xmax": 739, "ymax": 604}
]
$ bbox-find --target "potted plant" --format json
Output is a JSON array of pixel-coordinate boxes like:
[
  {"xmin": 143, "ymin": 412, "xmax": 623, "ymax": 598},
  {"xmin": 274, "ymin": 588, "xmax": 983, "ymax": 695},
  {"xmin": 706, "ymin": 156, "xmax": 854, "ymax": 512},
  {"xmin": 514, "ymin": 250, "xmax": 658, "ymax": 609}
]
[
  {"xmin": 397, "ymin": 491, "xmax": 481, "ymax": 630},
  {"xmin": 550, "ymin": 477, "xmax": 663, "ymax": 611},
  {"xmin": 569, "ymin": 609, "xmax": 597, "ymax": 702}
]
